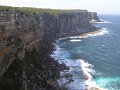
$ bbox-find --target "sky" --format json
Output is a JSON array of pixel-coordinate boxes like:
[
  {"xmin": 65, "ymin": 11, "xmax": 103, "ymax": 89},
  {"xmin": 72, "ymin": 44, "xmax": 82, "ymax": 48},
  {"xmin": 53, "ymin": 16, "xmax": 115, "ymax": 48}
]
[{"xmin": 1, "ymin": 0, "xmax": 120, "ymax": 14}]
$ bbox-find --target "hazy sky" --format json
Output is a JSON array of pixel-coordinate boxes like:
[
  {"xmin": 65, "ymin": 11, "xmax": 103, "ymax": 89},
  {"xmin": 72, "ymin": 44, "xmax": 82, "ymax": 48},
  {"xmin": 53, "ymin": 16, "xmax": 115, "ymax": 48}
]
[{"xmin": 1, "ymin": 0, "xmax": 120, "ymax": 14}]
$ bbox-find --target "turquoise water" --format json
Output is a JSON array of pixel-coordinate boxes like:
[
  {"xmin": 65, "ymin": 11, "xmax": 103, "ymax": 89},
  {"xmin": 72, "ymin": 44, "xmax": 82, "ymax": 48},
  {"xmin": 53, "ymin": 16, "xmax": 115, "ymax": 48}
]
[{"xmin": 56, "ymin": 15, "xmax": 120, "ymax": 90}]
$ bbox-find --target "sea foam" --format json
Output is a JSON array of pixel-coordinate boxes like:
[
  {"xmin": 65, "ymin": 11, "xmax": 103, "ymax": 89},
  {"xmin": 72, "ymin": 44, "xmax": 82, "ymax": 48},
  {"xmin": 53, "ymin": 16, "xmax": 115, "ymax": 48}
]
[
  {"xmin": 97, "ymin": 19, "xmax": 111, "ymax": 24},
  {"xmin": 51, "ymin": 34, "xmax": 108, "ymax": 90},
  {"xmin": 79, "ymin": 28, "xmax": 109, "ymax": 38},
  {"xmin": 90, "ymin": 19, "xmax": 111, "ymax": 24},
  {"xmin": 70, "ymin": 39, "xmax": 82, "ymax": 42},
  {"xmin": 80, "ymin": 60, "xmax": 107, "ymax": 90},
  {"xmin": 69, "ymin": 28, "xmax": 109, "ymax": 39}
]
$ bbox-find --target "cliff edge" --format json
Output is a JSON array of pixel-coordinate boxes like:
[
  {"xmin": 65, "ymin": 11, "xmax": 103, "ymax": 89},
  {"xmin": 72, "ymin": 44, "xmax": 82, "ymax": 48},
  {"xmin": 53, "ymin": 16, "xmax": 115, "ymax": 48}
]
[{"xmin": 0, "ymin": 6, "xmax": 99, "ymax": 90}]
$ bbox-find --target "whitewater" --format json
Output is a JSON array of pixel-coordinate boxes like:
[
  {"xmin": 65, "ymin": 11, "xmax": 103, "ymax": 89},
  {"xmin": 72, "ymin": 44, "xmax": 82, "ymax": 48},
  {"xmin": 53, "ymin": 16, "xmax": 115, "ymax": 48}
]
[
  {"xmin": 51, "ymin": 26, "xmax": 109, "ymax": 90},
  {"xmin": 52, "ymin": 15, "xmax": 120, "ymax": 90}
]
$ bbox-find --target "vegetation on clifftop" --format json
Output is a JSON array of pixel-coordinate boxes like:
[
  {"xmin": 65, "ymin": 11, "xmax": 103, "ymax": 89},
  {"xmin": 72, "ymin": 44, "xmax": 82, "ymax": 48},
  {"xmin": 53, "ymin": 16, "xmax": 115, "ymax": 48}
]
[{"xmin": 0, "ymin": 5, "xmax": 87, "ymax": 14}]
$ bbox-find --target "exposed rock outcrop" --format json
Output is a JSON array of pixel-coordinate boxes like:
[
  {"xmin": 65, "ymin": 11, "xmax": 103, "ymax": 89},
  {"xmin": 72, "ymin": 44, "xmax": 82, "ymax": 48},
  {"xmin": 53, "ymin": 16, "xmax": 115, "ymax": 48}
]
[
  {"xmin": 0, "ymin": 6, "xmax": 99, "ymax": 90},
  {"xmin": 0, "ymin": 9, "xmax": 98, "ymax": 77}
]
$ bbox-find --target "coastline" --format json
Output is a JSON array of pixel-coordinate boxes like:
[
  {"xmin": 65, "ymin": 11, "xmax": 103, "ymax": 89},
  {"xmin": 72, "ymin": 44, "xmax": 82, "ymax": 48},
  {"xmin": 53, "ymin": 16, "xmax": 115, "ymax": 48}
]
[
  {"xmin": 52, "ymin": 28, "xmax": 109, "ymax": 90},
  {"xmin": 52, "ymin": 40, "xmax": 98, "ymax": 90},
  {"xmin": 90, "ymin": 19, "xmax": 111, "ymax": 24},
  {"xmin": 0, "ymin": 27, "xmax": 102, "ymax": 90},
  {"xmin": 69, "ymin": 28, "xmax": 108, "ymax": 39},
  {"xmin": 0, "ymin": 38, "xmax": 70, "ymax": 90},
  {"xmin": 80, "ymin": 60, "xmax": 101, "ymax": 90},
  {"xmin": 0, "ymin": 7, "xmax": 101, "ymax": 90}
]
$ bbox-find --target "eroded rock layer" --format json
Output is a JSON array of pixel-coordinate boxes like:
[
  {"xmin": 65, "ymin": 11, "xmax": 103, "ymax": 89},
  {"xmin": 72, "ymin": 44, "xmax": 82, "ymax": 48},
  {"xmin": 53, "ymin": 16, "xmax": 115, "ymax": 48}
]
[{"xmin": 0, "ymin": 7, "xmax": 99, "ymax": 90}]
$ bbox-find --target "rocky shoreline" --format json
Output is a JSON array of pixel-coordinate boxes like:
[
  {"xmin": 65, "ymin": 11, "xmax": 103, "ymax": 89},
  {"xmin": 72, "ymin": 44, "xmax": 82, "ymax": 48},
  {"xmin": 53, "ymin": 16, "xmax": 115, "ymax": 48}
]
[
  {"xmin": 0, "ymin": 6, "xmax": 100, "ymax": 90},
  {"xmin": 0, "ymin": 41, "xmax": 70, "ymax": 90},
  {"xmin": 0, "ymin": 30, "xmax": 104, "ymax": 90},
  {"xmin": 53, "ymin": 29, "xmax": 109, "ymax": 90},
  {"xmin": 78, "ymin": 29, "xmax": 108, "ymax": 90}
]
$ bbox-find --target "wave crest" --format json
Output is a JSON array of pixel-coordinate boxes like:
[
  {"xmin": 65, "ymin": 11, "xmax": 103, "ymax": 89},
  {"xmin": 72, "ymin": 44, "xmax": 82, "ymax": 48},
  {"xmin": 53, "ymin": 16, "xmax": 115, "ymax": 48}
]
[
  {"xmin": 79, "ymin": 29, "xmax": 109, "ymax": 38},
  {"xmin": 69, "ymin": 28, "xmax": 109, "ymax": 39},
  {"xmin": 80, "ymin": 60, "xmax": 107, "ymax": 90},
  {"xmin": 90, "ymin": 19, "xmax": 111, "ymax": 24},
  {"xmin": 70, "ymin": 39, "xmax": 82, "ymax": 42}
]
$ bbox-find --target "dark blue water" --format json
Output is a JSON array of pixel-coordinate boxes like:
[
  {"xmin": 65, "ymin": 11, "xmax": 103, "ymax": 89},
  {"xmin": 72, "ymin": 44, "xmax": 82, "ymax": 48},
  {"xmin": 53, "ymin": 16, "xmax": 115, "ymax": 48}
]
[{"xmin": 56, "ymin": 15, "xmax": 120, "ymax": 90}]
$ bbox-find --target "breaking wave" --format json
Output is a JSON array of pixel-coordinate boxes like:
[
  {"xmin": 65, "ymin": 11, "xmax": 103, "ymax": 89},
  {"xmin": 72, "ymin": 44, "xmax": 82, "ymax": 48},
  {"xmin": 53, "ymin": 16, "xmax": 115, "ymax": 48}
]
[
  {"xmin": 80, "ymin": 60, "xmax": 107, "ymax": 90},
  {"xmin": 90, "ymin": 19, "xmax": 111, "ymax": 24},
  {"xmin": 70, "ymin": 39, "xmax": 82, "ymax": 42},
  {"xmin": 51, "ymin": 42, "xmax": 106, "ymax": 90},
  {"xmin": 97, "ymin": 19, "xmax": 111, "ymax": 24},
  {"xmin": 69, "ymin": 28, "xmax": 109, "ymax": 39},
  {"xmin": 51, "ymin": 28, "xmax": 109, "ymax": 90}
]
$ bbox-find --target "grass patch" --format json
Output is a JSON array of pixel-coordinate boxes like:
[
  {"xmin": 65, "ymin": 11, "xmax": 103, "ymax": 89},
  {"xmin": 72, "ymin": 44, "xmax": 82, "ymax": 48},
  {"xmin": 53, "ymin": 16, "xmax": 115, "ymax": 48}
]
[{"xmin": 0, "ymin": 5, "xmax": 87, "ymax": 14}]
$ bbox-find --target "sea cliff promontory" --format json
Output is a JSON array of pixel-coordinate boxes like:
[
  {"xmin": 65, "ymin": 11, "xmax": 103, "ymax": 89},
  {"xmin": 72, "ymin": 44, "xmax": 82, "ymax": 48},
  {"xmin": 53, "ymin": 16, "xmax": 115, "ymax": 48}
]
[{"xmin": 0, "ymin": 6, "xmax": 99, "ymax": 90}]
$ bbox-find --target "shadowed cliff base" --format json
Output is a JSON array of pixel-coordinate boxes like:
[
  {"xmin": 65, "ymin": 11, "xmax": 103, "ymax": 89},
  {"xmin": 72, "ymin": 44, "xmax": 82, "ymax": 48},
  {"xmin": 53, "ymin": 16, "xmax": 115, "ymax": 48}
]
[{"xmin": 0, "ymin": 42, "xmax": 69, "ymax": 90}]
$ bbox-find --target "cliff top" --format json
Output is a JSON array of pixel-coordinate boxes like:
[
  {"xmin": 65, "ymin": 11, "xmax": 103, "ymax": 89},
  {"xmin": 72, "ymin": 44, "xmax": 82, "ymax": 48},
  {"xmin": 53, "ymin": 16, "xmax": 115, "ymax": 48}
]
[{"xmin": 0, "ymin": 5, "xmax": 88, "ymax": 14}]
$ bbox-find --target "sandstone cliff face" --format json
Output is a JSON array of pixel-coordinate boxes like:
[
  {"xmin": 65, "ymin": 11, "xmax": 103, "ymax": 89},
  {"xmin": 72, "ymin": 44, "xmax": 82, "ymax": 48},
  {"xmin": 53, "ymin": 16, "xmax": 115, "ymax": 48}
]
[
  {"xmin": 89, "ymin": 12, "xmax": 99, "ymax": 20},
  {"xmin": 0, "ymin": 9, "xmax": 98, "ymax": 77}
]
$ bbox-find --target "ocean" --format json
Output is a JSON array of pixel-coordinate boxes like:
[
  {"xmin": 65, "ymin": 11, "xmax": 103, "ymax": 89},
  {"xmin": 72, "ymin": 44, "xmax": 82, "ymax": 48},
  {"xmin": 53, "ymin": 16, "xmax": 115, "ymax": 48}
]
[{"xmin": 53, "ymin": 15, "xmax": 120, "ymax": 90}]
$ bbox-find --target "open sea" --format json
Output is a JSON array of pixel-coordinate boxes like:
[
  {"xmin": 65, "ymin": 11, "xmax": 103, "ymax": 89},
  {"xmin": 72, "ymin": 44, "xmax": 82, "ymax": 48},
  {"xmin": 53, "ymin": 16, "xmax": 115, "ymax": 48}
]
[{"xmin": 53, "ymin": 15, "xmax": 120, "ymax": 90}]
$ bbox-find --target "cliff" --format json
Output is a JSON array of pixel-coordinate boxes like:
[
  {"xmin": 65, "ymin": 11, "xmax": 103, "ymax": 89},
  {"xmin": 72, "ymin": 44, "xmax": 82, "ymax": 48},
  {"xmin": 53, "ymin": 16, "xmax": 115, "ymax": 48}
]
[{"xmin": 0, "ymin": 6, "xmax": 99, "ymax": 90}]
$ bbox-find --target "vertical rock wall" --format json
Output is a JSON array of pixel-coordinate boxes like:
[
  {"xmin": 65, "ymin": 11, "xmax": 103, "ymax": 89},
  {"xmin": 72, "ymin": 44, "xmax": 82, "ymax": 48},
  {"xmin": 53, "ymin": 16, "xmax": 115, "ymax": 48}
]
[{"xmin": 0, "ymin": 9, "xmax": 98, "ymax": 77}]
